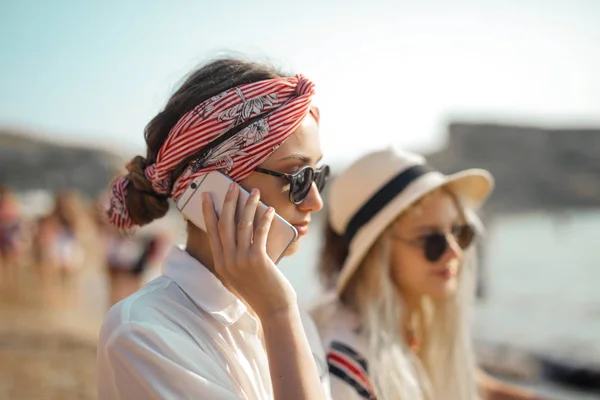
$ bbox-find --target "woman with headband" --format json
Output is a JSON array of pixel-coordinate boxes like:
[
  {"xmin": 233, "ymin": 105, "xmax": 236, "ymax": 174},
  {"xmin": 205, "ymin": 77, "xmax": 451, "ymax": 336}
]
[
  {"xmin": 312, "ymin": 147, "xmax": 539, "ymax": 399},
  {"xmin": 97, "ymin": 58, "xmax": 331, "ymax": 400}
]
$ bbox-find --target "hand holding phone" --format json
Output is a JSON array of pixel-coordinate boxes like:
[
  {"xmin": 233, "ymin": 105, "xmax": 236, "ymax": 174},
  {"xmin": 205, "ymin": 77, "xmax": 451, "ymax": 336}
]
[
  {"xmin": 176, "ymin": 171, "xmax": 298, "ymax": 264},
  {"xmin": 201, "ymin": 184, "xmax": 298, "ymax": 320}
]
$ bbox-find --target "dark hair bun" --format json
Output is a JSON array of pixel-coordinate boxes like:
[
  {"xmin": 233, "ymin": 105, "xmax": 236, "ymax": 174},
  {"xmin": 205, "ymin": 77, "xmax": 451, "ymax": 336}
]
[{"xmin": 124, "ymin": 156, "xmax": 169, "ymax": 226}]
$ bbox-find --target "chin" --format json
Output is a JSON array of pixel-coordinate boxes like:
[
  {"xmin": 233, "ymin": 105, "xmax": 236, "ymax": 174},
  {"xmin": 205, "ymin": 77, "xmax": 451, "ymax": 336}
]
[
  {"xmin": 427, "ymin": 277, "xmax": 459, "ymax": 300},
  {"xmin": 283, "ymin": 238, "xmax": 301, "ymax": 257}
]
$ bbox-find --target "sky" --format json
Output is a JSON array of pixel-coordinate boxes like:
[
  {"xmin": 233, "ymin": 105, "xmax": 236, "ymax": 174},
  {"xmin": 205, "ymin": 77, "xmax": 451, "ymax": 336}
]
[{"xmin": 1, "ymin": 0, "xmax": 599, "ymax": 164}]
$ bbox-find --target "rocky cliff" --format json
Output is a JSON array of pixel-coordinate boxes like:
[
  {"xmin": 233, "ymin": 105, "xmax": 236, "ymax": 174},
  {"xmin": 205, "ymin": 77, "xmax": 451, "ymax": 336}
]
[
  {"xmin": 424, "ymin": 123, "xmax": 600, "ymax": 214},
  {"xmin": 0, "ymin": 129, "xmax": 124, "ymax": 198},
  {"xmin": 3, "ymin": 123, "xmax": 599, "ymax": 212}
]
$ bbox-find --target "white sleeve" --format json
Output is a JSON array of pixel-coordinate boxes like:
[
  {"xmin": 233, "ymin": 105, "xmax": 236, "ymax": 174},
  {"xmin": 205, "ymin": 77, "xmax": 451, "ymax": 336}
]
[
  {"xmin": 98, "ymin": 322, "xmax": 242, "ymax": 400},
  {"xmin": 299, "ymin": 309, "xmax": 333, "ymax": 400}
]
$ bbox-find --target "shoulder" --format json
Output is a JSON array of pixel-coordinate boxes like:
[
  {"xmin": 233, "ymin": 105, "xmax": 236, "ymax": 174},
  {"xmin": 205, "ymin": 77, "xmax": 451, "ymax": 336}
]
[
  {"xmin": 97, "ymin": 319, "xmax": 237, "ymax": 399},
  {"xmin": 98, "ymin": 300, "xmax": 221, "ymax": 379},
  {"xmin": 309, "ymin": 297, "xmax": 376, "ymax": 400},
  {"xmin": 98, "ymin": 275, "xmax": 196, "ymax": 346},
  {"xmin": 309, "ymin": 296, "xmax": 365, "ymax": 351},
  {"xmin": 326, "ymin": 340, "xmax": 375, "ymax": 400}
]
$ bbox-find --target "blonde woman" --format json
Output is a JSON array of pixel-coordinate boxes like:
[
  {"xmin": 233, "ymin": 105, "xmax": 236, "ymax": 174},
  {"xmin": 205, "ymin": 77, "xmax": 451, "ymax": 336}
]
[{"xmin": 311, "ymin": 147, "xmax": 539, "ymax": 400}]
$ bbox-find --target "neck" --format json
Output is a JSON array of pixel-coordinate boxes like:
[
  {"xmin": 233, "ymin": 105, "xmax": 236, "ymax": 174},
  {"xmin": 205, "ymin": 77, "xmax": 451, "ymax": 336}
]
[
  {"xmin": 185, "ymin": 223, "xmax": 216, "ymax": 273},
  {"xmin": 184, "ymin": 223, "xmax": 256, "ymax": 317},
  {"xmin": 401, "ymin": 293, "xmax": 422, "ymax": 351}
]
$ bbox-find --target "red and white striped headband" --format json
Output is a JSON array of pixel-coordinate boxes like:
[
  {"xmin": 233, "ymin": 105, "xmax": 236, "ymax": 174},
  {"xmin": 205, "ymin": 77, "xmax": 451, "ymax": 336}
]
[{"xmin": 109, "ymin": 74, "xmax": 318, "ymax": 230}]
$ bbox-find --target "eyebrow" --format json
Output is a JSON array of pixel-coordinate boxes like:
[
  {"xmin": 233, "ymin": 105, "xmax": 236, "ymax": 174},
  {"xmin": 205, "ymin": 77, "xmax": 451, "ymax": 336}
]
[
  {"xmin": 412, "ymin": 225, "xmax": 439, "ymax": 234},
  {"xmin": 277, "ymin": 154, "xmax": 323, "ymax": 164},
  {"xmin": 412, "ymin": 219, "xmax": 462, "ymax": 233}
]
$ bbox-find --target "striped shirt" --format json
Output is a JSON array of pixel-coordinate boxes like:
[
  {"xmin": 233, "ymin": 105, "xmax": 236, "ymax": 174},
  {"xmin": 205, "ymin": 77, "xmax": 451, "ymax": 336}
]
[{"xmin": 311, "ymin": 301, "xmax": 377, "ymax": 400}]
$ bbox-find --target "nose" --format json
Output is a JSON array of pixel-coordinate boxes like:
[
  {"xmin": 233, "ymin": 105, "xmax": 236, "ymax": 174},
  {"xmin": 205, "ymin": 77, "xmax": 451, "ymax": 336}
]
[
  {"xmin": 439, "ymin": 233, "xmax": 463, "ymax": 263},
  {"xmin": 297, "ymin": 182, "xmax": 324, "ymax": 213}
]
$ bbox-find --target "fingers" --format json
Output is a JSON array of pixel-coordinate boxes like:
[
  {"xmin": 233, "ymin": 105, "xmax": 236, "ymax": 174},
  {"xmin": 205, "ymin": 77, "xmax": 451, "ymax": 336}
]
[
  {"xmin": 201, "ymin": 192, "xmax": 224, "ymax": 266},
  {"xmin": 251, "ymin": 207, "xmax": 275, "ymax": 253},
  {"xmin": 236, "ymin": 188, "xmax": 260, "ymax": 255},
  {"xmin": 202, "ymin": 182, "xmax": 272, "ymax": 274},
  {"xmin": 218, "ymin": 183, "xmax": 238, "ymax": 261}
]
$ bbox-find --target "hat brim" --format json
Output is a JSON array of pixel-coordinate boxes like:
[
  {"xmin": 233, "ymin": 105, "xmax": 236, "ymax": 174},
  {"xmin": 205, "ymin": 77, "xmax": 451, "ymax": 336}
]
[{"xmin": 335, "ymin": 168, "xmax": 494, "ymax": 295}]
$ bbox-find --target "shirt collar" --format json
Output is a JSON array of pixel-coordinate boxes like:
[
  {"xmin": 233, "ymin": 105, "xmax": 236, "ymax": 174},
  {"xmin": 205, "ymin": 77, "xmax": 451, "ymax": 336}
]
[{"xmin": 162, "ymin": 246, "xmax": 247, "ymax": 326}]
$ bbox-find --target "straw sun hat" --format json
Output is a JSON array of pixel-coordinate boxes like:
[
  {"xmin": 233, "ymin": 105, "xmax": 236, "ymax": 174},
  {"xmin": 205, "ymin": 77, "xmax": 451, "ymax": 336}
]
[{"xmin": 328, "ymin": 146, "xmax": 494, "ymax": 294}]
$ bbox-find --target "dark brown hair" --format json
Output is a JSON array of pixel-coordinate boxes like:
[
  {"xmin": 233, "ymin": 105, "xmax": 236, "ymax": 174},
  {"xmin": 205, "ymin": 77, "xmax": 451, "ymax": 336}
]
[
  {"xmin": 317, "ymin": 222, "xmax": 349, "ymax": 291},
  {"xmin": 120, "ymin": 58, "xmax": 286, "ymax": 227},
  {"xmin": 318, "ymin": 219, "xmax": 394, "ymax": 310}
]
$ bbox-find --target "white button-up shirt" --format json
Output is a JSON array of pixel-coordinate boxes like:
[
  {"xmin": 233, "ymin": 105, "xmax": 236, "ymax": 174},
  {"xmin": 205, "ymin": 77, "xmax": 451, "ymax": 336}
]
[{"xmin": 97, "ymin": 246, "xmax": 331, "ymax": 400}]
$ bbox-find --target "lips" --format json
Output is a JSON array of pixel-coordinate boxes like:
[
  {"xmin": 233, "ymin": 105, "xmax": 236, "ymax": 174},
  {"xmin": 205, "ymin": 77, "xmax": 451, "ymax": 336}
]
[
  {"xmin": 434, "ymin": 267, "xmax": 456, "ymax": 280},
  {"xmin": 291, "ymin": 220, "xmax": 310, "ymax": 236}
]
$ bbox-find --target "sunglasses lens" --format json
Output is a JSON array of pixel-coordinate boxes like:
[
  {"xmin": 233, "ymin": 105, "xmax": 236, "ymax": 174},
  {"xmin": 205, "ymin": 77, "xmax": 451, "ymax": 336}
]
[
  {"xmin": 424, "ymin": 234, "xmax": 448, "ymax": 262},
  {"xmin": 291, "ymin": 167, "xmax": 314, "ymax": 203},
  {"xmin": 315, "ymin": 165, "xmax": 330, "ymax": 192},
  {"xmin": 455, "ymin": 225, "xmax": 475, "ymax": 249},
  {"xmin": 424, "ymin": 226, "xmax": 475, "ymax": 261}
]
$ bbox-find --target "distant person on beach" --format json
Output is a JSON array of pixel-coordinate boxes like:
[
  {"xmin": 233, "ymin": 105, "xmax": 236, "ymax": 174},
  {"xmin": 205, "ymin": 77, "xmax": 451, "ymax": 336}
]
[
  {"xmin": 0, "ymin": 185, "xmax": 26, "ymax": 285},
  {"xmin": 97, "ymin": 58, "xmax": 332, "ymax": 399},
  {"xmin": 311, "ymin": 147, "xmax": 540, "ymax": 400},
  {"xmin": 92, "ymin": 194, "xmax": 168, "ymax": 307},
  {"xmin": 32, "ymin": 190, "xmax": 89, "ymax": 278},
  {"xmin": 104, "ymin": 232, "xmax": 169, "ymax": 306}
]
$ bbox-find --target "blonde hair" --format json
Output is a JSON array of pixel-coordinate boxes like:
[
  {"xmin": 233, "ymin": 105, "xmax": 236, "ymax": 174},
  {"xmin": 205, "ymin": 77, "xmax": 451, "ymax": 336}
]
[{"xmin": 315, "ymin": 188, "xmax": 482, "ymax": 400}]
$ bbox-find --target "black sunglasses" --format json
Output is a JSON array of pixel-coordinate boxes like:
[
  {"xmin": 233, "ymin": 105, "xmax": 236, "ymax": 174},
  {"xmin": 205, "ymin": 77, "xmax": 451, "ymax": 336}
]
[
  {"xmin": 254, "ymin": 165, "xmax": 330, "ymax": 204},
  {"xmin": 393, "ymin": 224, "xmax": 475, "ymax": 262}
]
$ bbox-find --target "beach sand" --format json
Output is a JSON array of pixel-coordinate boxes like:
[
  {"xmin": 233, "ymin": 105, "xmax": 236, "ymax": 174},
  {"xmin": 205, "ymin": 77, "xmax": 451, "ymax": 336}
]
[{"xmin": 0, "ymin": 260, "xmax": 118, "ymax": 399}]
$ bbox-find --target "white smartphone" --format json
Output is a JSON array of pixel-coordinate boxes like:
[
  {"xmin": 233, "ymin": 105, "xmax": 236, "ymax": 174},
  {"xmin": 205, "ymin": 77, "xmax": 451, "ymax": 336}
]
[{"xmin": 176, "ymin": 171, "xmax": 298, "ymax": 264}]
